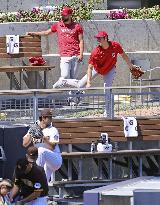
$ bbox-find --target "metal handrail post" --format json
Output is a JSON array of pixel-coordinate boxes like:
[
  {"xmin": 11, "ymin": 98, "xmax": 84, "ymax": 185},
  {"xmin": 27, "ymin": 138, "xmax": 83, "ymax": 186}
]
[
  {"xmin": 111, "ymin": 91, "xmax": 114, "ymax": 119},
  {"xmin": 104, "ymin": 86, "xmax": 112, "ymax": 118},
  {"xmin": 33, "ymin": 91, "xmax": 38, "ymax": 123}
]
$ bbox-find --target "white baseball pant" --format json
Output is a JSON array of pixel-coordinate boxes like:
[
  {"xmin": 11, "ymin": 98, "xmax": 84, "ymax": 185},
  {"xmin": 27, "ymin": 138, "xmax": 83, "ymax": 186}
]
[
  {"xmin": 77, "ymin": 67, "xmax": 116, "ymax": 116},
  {"xmin": 53, "ymin": 56, "xmax": 79, "ymax": 88},
  {"xmin": 36, "ymin": 147, "xmax": 62, "ymax": 182},
  {"xmin": 25, "ymin": 197, "xmax": 47, "ymax": 205},
  {"xmin": 52, "ymin": 67, "xmax": 115, "ymax": 89},
  {"xmin": 77, "ymin": 66, "xmax": 116, "ymax": 88}
]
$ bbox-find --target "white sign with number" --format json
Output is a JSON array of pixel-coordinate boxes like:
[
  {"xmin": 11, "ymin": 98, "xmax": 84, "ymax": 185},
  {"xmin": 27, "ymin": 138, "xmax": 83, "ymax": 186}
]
[{"xmin": 122, "ymin": 117, "xmax": 138, "ymax": 137}]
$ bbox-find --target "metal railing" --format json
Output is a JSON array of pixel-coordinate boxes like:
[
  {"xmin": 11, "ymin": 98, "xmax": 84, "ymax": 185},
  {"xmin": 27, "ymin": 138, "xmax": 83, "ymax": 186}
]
[{"xmin": 0, "ymin": 85, "xmax": 160, "ymax": 123}]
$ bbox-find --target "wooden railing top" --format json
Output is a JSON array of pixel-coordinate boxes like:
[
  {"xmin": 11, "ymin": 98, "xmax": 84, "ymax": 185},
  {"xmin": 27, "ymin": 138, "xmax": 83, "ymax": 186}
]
[
  {"xmin": 0, "ymin": 89, "xmax": 63, "ymax": 95},
  {"xmin": 61, "ymin": 149, "xmax": 160, "ymax": 158},
  {"xmin": 0, "ymin": 85, "xmax": 160, "ymax": 95}
]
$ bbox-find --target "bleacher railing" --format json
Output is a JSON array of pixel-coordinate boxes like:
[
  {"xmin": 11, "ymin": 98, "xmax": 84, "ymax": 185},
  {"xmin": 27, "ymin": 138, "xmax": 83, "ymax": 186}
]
[{"xmin": 0, "ymin": 85, "xmax": 160, "ymax": 123}]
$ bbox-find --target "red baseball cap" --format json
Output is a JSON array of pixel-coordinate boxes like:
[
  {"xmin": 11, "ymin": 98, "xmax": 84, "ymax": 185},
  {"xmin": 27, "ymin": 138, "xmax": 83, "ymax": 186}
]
[
  {"xmin": 61, "ymin": 7, "xmax": 73, "ymax": 16},
  {"xmin": 95, "ymin": 31, "xmax": 108, "ymax": 38}
]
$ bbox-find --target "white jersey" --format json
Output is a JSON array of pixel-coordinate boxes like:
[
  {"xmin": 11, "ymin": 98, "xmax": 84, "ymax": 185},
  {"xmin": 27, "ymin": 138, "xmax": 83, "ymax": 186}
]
[
  {"xmin": 42, "ymin": 126, "xmax": 61, "ymax": 153},
  {"xmin": 28, "ymin": 122, "xmax": 61, "ymax": 152},
  {"xmin": 36, "ymin": 125, "xmax": 62, "ymax": 182}
]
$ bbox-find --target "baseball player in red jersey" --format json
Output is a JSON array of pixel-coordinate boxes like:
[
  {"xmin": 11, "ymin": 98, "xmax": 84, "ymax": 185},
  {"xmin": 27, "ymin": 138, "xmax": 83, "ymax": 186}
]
[
  {"xmin": 27, "ymin": 6, "xmax": 84, "ymax": 88},
  {"xmin": 84, "ymin": 31, "xmax": 136, "ymax": 116},
  {"xmin": 86, "ymin": 31, "xmax": 135, "ymax": 88}
]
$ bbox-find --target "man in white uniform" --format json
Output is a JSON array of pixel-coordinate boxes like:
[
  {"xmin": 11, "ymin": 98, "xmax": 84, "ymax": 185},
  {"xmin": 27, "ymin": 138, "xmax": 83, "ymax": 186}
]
[{"xmin": 23, "ymin": 108, "xmax": 62, "ymax": 182}]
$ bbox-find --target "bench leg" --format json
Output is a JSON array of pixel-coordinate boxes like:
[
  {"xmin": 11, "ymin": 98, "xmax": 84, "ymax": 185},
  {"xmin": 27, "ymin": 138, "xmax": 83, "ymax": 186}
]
[
  {"xmin": 128, "ymin": 141, "xmax": 133, "ymax": 150},
  {"xmin": 59, "ymin": 187, "xmax": 64, "ymax": 199},
  {"xmin": 19, "ymin": 71, "xmax": 23, "ymax": 90},
  {"xmin": 68, "ymin": 159, "xmax": 72, "ymax": 180},
  {"xmin": 78, "ymin": 158, "xmax": 83, "ymax": 180},
  {"xmin": 128, "ymin": 157, "xmax": 133, "ymax": 179},
  {"xmin": 98, "ymin": 159, "xmax": 103, "ymax": 179},
  {"xmin": 35, "ymin": 71, "xmax": 38, "ymax": 89},
  {"xmin": 50, "ymin": 171, "xmax": 55, "ymax": 183},
  {"xmin": 68, "ymin": 144, "xmax": 72, "ymax": 152},
  {"xmin": 10, "ymin": 72, "xmax": 13, "ymax": 90},
  {"xmin": 33, "ymin": 94, "xmax": 38, "ymax": 122},
  {"xmin": 108, "ymin": 158, "xmax": 113, "ymax": 179},
  {"xmin": 139, "ymin": 156, "xmax": 143, "ymax": 177},
  {"xmin": 157, "ymin": 156, "xmax": 160, "ymax": 174},
  {"xmin": 44, "ymin": 70, "xmax": 47, "ymax": 88}
]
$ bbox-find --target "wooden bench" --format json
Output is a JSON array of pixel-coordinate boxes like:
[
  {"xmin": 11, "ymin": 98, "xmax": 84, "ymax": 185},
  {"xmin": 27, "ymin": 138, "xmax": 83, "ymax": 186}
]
[
  {"xmin": 51, "ymin": 117, "xmax": 160, "ymax": 198},
  {"xmin": 53, "ymin": 117, "xmax": 160, "ymax": 145},
  {"xmin": 0, "ymin": 35, "xmax": 55, "ymax": 89}
]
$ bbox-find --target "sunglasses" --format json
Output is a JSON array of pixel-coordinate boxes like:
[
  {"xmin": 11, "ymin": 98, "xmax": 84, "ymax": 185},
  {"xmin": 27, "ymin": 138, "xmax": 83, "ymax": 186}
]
[{"xmin": 97, "ymin": 37, "xmax": 105, "ymax": 41}]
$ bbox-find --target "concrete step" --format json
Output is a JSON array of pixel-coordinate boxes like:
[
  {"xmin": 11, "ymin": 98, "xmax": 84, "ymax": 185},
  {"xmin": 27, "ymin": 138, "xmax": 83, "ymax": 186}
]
[{"xmin": 92, "ymin": 10, "xmax": 109, "ymax": 20}]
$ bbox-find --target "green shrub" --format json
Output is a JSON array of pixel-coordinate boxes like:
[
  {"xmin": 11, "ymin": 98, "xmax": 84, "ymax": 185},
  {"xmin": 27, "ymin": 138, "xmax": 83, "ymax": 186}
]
[
  {"xmin": 0, "ymin": 3, "xmax": 159, "ymax": 23},
  {"xmin": 0, "ymin": 0, "xmax": 103, "ymax": 23},
  {"xmin": 127, "ymin": 5, "xmax": 160, "ymax": 20}
]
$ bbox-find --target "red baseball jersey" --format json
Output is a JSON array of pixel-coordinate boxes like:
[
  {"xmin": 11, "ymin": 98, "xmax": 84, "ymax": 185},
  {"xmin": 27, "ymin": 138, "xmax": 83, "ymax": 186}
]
[
  {"xmin": 88, "ymin": 41, "xmax": 124, "ymax": 75},
  {"xmin": 51, "ymin": 21, "xmax": 83, "ymax": 57}
]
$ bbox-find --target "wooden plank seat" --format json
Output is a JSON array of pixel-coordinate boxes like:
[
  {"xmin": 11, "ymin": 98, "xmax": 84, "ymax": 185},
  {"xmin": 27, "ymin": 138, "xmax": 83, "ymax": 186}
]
[
  {"xmin": 51, "ymin": 117, "xmax": 160, "ymax": 199},
  {"xmin": 0, "ymin": 65, "xmax": 53, "ymax": 72},
  {"xmin": 0, "ymin": 35, "xmax": 55, "ymax": 89},
  {"xmin": 61, "ymin": 149, "xmax": 160, "ymax": 158}
]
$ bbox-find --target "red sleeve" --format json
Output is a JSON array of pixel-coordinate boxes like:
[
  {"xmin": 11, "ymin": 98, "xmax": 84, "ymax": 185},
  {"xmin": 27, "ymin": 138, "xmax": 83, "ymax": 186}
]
[
  {"xmin": 76, "ymin": 24, "xmax": 83, "ymax": 35},
  {"xmin": 88, "ymin": 48, "xmax": 98, "ymax": 65},
  {"xmin": 51, "ymin": 23, "xmax": 58, "ymax": 33},
  {"xmin": 89, "ymin": 46, "xmax": 99, "ymax": 64},
  {"xmin": 116, "ymin": 43, "xmax": 124, "ymax": 54},
  {"xmin": 88, "ymin": 50, "xmax": 96, "ymax": 65},
  {"xmin": 88, "ymin": 54, "xmax": 94, "ymax": 65}
]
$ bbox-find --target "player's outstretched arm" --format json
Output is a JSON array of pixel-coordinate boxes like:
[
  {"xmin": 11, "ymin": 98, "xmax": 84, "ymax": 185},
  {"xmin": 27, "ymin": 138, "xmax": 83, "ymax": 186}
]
[
  {"xmin": 121, "ymin": 52, "xmax": 144, "ymax": 79},
  {"xmin": 120, "ymin": 52, "xmax": 133, "ymax": 70},
  {"xmin": 26, "ymin": 29, "xmax": 52, "ymax": 36},
  {"xmin": 86, "ymin": 64, "xmax": 94, "ymax": 88}
]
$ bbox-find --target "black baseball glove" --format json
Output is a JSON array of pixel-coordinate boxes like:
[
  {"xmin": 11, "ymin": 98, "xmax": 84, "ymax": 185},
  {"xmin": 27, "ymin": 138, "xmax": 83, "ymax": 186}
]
[{"xmin": 28, "ymin": 124, "xmax": 44, "ymax": 143}]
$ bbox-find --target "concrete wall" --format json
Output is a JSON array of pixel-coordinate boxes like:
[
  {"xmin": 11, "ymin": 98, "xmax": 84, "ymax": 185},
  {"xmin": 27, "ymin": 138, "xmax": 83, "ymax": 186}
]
[
  {"xmin": 0, "ymin": 20, "xmax": 159, "ymax": 53},
  {"xmin": 0, "ymin": 19, "xmax": 159, "ymax": 89}
]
